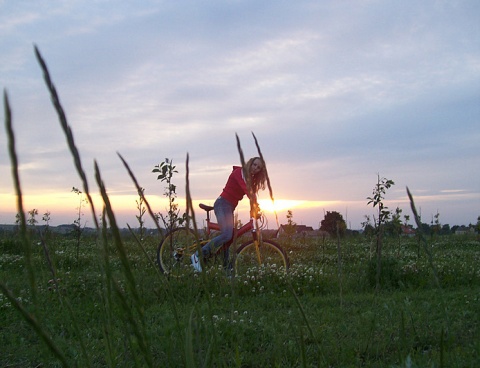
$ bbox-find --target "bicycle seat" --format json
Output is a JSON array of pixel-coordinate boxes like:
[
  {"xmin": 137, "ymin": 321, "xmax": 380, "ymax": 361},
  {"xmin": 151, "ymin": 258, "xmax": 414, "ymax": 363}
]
[{"xmin": 199, "ymin": 203, "xmax": 214, "ymax": 212}]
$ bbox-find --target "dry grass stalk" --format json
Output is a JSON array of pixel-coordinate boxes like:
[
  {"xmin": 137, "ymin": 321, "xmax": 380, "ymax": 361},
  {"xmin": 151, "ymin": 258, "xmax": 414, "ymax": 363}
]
[{"xmin": 34, "ymin": 45, "xmax": 99, "ymax": 230}]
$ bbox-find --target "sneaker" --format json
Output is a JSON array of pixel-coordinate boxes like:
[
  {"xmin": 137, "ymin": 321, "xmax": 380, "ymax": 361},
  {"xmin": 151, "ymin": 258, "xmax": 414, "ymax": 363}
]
[
  {"xmin": 224, "ymin": 260, "xmax": 234, "ymax": 278},
  {"xmin": 191, "ymin": 252, "xmax": 202, "ymax": 272}
]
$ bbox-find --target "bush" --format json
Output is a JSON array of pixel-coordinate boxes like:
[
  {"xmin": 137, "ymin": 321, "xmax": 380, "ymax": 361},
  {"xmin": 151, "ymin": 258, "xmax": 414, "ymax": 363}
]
[
  {"xmin": 366, "ymin": 257, "xmax": 401, "ymax": 290},
  {"xmin": 0, "ymin": 238, "xmax": 23, "ymax": 254}
]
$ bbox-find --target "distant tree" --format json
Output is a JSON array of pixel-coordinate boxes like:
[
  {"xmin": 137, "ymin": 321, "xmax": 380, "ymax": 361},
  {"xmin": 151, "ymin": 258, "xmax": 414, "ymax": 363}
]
[
  {"xmin": 283, "ymin": 210, "xmax": 297, "ymax": 240},
  {"xmin": 27, "ymin": 209, "xmax": 39, "ymax": 238},
  {"xmin": 15, "ymin": 213, "xmax": 21, "ymax": 225},
  {"xmin": 27, "ymin": 209, "xmax": 38, "ymax": 227},
  {"xmin": 346, "ymin": 229, "xmax": 360, "ymax": 237},
  {"xmin": 367, "ymin": 175, "xmax": 395, "ymax": 232},
  {"xmin": 430, "ymin": 211, "xmax": 441, "ymax": 237},
  {"xmin": 136, "ymin": 187, "xmax": 147, "ymax": 240},
  {"xmin": 385, "ymin": 206, "xmax": 402, "ymax": 237},
  {"xmin": 72, "ymin": 187, "xmax": 88, "ymax": 260},
  {"xmin": 153, "ymin": 158, "xmax": 187, "ymax": 233},
  {"xmin": 320, "ymin": 211, "xmax": 346, "ymax": 237},
  {"xmin": 42, "ymin": 211, "xmax": 52, "ymax": 239},
  {"xmin": 42, "ymin": 211, "xmax": 51, "ymax": 226},
  {"xmin": 419, "ymin": 223, "xmax": 431, "ymax": 236},
  {"xmin": 361, "ymin": 215, "xmax": 375, "ymax": 238},
  {"xmin": 440, "ymin": 224, "xmax": 451, "ymax": 235},
  {"xmin": 14, "ymin": 213, "xmax": 21, "ymax": 234},
  {"xmin": 366, "ymin": 174, "xmax": 394, "ymax": 291}
]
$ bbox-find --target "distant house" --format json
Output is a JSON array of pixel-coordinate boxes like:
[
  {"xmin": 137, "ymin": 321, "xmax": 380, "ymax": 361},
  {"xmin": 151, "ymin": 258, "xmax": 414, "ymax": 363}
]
[
  {"xmin": 401, "ymin": 225, "xmax": 416, "ymax": 237},
  {"xmin": 455, "ymin": 226, "xmax": 474, "ymax": 235},
  {"xmin": 277, "ymin": 224, "xmax": 316, "ymax": 238}
]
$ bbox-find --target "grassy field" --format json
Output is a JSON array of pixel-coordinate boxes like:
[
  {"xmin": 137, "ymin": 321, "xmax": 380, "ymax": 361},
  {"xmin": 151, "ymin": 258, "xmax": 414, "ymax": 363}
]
[
  {"xmin": 2, "ymin": 49, "xmax": 479, "ymax": 367},
  {"xmin": 1, "ymin": 231, "xmax": 479, "ymax": 367}
]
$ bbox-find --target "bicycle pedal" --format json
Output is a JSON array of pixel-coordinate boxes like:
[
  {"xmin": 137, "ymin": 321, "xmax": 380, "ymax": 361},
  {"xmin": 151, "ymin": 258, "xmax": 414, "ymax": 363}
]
[{"xmin": 173, "ymin": 251, "xmax": 183, "ymax": 261}]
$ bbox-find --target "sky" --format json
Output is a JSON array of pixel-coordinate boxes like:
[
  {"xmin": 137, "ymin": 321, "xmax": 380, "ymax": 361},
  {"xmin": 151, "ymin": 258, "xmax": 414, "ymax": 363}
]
[{"xmin": 1, "ymin": 0, "xmax": 479, "ymax": 230}]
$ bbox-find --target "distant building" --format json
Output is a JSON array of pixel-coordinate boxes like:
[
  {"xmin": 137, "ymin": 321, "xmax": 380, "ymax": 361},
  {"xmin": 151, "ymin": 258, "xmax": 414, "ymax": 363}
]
[
  {"xmin": 277, "ymin": 224, "xmax": 317, "ymax": 238},
  {"xmin": 401, "ymin": 225, "xmax": 416, "ymax": 237},
  {"xmin": 454, "ymin": 226, "xmax": 475, "ymax": 235}
]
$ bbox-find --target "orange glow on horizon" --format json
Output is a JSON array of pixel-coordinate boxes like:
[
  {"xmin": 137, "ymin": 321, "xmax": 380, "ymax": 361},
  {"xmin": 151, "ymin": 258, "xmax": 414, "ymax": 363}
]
[
  {"xmin": 258, "ymin": 199, "xmax": 306, "ymax": 213},
  {"xmin": 0, "ymin": 190, "xmax": 343, "ymax": 226}
]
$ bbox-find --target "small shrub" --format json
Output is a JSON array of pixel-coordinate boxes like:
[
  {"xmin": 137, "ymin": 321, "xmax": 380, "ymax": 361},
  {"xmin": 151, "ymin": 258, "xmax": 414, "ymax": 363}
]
[
  {"xmin": 366, "ymin": 257, "xmax": 401, "ymax": 290},
  {"xmin": 0, "ymin": 239, "xmax": 23, "ymax": 254}
]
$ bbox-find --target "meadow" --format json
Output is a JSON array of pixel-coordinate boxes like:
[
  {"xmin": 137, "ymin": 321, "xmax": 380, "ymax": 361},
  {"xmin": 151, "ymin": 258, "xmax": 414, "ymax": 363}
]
[
  {"xmin": 1, "ymin": 231, "xmax": 479, "ymax": 367},
  {"xmin": 1, "ymin": 46, "xmax": 479, "ymax": 367}
]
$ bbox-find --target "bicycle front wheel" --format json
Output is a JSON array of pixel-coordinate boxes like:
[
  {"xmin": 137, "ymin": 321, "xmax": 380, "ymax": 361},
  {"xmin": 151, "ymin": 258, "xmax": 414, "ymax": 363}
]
[
  {"xmin": 234, "ymin": 239, "xmax": 289, "ymax": 276},
  {"xmin": 157, "ymin": 228, "xmax": 202, "ymax": 277}
]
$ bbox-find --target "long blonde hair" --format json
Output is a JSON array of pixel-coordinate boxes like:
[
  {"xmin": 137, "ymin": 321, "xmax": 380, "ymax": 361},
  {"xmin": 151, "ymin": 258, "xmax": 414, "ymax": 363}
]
[{"xmin": 246, "ymin": 157, "xmax": 267, "ymax": 194}]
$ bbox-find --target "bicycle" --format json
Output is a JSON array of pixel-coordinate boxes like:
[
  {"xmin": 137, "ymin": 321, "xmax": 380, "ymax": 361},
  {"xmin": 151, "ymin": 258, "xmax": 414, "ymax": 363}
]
[{"xmin": 157, "ymin": 203, "xmax": 289, "ymax": 277}]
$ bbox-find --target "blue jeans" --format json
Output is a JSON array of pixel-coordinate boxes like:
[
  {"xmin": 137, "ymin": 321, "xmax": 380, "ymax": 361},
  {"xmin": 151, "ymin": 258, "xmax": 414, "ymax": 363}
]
[{"xmin": 201, "ymin": 196, "xmax": 235, "ymax": 261}]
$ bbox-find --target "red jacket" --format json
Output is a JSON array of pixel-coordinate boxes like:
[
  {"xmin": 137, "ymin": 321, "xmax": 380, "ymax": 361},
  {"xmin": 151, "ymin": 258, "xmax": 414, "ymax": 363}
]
[{"xmin": 220, "ymin": 166, "xmax": 252, "ymax": 208}]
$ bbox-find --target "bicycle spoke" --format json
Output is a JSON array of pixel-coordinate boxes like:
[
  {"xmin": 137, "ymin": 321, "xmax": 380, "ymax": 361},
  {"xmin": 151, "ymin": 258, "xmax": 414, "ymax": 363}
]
[{"xmin": 235, "ymin": 239, "xmax": 288, "ymax": 276}]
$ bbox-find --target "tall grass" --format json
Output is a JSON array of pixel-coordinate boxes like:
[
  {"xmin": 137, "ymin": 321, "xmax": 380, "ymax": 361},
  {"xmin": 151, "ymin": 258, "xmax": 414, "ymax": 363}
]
[
  {"xmin": 3, "ymin": 83, "xmax": 70, "ymax": 367},
  {"xmin": 3, "ymin": 91, "xmax": 36, "ymax": 303}
]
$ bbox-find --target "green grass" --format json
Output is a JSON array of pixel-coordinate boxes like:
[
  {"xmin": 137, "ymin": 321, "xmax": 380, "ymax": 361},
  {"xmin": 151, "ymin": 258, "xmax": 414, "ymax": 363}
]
[{"xmin": 1, "ymin": 234, "xmax": 479, "ymax": 367}]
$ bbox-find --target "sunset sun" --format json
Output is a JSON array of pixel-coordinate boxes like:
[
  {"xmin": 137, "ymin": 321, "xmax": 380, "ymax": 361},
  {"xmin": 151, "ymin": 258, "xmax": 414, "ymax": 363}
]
[{"xmin": 258, "ymin": 199, "xmax": 306, "ymax": 213}]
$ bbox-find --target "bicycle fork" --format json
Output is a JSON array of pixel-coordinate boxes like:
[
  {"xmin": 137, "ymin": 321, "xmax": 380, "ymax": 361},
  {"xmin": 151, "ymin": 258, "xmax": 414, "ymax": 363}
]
[{"xmin": 252, "ymin": 229, "xmax": 263, "ymax": 265}]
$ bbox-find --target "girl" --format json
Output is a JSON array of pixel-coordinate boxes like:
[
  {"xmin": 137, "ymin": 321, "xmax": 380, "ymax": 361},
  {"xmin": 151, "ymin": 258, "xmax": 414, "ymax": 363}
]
[{"xmin": 191, "ymin": 157, "xmax": 267, "ymax": 271}]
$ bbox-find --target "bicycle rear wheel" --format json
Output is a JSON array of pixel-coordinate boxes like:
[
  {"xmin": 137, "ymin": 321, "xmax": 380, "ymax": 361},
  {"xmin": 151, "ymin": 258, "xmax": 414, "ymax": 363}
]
[
  {"xmin": 157, "ymin": 228, "xmax": 202, "ymax": 277},
  {"xmin": 234, "ymin": 239, "xmax": 289, "ymax": 276}
]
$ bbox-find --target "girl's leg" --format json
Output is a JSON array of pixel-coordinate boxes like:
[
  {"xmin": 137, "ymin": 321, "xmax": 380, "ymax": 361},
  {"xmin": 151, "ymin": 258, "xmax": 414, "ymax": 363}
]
[{"xmin": 201, "ymin": 197, "xmax": 234, "ymax": 258}]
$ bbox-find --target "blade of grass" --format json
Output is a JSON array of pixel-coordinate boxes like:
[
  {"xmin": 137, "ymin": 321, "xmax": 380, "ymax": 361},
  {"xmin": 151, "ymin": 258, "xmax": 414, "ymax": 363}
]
[
  {"xmin": 3, "ymin": 90, "xmax": 36, "ymax": 302},
  {"xmin": 99, "ymin": 206, "xmax": 116, "ymax": 367},
  {"xmin": 35, "ymin": 57, "xmax": 103, "ymax": 365},
  {"xmin": 126, "ymin": 224, "xmax": 161, "ymax": 275},
  {"xmin": 6, "ymin": 62, "xmax": 90, "ymax": 368},
  {"xmin": 184, "ymin": 153, "xmax": 204, "ymax": 272},
  {"xmin": 94, "ymin": 160, "xmax": 152, "ymax": 367},
  {"xmin": 236, "ymin": 133, "xmax": 264, "ymax": 263},
  {"xmin": 298, "ymin": 326, "xmax": 307, "ymax": 368},
  {"xmin": 406, "ymin": 186, "xmax": 457, "ymax": 366},
  {"xmin": 406, "ymin": 187, "xmax": 441, "ymax": 289},
  {"xmin": 118, "ymin": 152, "xmax": 164, "ymax": 238},
  {"xmin": 34, "ymin": 45, "xmax": 98, "ymax": 230},
  {"xmin": 118, "ymin": 152, "xmax": 184, "ymax": 335},
  {"xmin": 0, "ymin": 282, "xmax": 69, "ymax": 367},
  {"xmin": 39, "ymin": 236, "xmax": 92, "ymax": 366},
  {"xmin": 185, "ymin": 307, "xmax": 195, "ymax": 368},
  {"xmin": 287, "ymin": 280, "xmax": 326, "ymax": 364},
  {"xmin": 94, "ymin": 161, "xmax": 141, "ymax": 308},
  {"xmin": 235, "ymin": 133, "xmax": 264, "ymax": 246},
  {"xmin": 185, "ymin": 153, "xmax": 219, "ymax": 363},
  {"xmin": 252, "ymin": 131, "xmax": 279, "ymax": 229},
  {"xmin": 235, "ymin": 134, "xmax": 254, "ymax": 217},
  {"xmin": 38, "ymin": 235, "xmax": 63, "ymax": 303}
]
